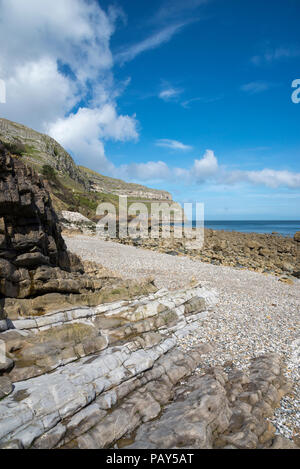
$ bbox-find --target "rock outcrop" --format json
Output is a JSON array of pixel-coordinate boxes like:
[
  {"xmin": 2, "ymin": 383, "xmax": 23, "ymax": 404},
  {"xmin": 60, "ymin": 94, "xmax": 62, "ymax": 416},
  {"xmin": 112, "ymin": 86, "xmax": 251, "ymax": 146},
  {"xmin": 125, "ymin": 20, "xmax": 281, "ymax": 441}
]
[
  {"xmin": 79, "ymin": 165, "xmax": 172, "ymax": 201},
  {"xmin": 0, "ymin": 143, "xmax": 81, "ymax": 283},
  {"xmin": 0, "ymin": 146, "xmax": 156, "ymax": 323},
  {"xmin": 59, "ymin": 211, "xmax": 96, "ymax": 235},
  {"xmin": 0, "ymin": 118, "xmax": 172, "ymax": 203},
  {"xmin": 117, "ymin": 226, "xmax": 300, "ymax": 279},
  {"xmin": 0, "ymin": 283, "xmax": 218, "ymax": 449},
  {"xmin": 126, "ymin": 354, "xmax": 293, "ymax": 450},
  {"xmin": 0, "ymin": 118, "xmax": 90, "ymax": 190}
]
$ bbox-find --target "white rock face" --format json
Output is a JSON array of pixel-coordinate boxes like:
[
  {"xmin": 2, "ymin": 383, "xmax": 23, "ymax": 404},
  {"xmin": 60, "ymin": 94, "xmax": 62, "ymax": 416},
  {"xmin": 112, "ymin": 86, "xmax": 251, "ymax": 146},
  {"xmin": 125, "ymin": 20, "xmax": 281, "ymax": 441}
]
[
  {"xmin": 59, "ymin": 211, "xmax": 96, "ymax": 234},
  {"xmin": 61, "ymin": 211, "xmax": 92, "ymax": 224}
]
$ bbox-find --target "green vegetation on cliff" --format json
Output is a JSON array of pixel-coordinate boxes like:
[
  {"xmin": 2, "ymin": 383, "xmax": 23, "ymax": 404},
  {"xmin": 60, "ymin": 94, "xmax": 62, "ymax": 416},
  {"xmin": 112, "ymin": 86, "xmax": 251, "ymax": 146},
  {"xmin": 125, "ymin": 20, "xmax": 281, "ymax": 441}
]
[{"xmin": 0, "ymin": 117, "xmax": 173, "ymax": 219}]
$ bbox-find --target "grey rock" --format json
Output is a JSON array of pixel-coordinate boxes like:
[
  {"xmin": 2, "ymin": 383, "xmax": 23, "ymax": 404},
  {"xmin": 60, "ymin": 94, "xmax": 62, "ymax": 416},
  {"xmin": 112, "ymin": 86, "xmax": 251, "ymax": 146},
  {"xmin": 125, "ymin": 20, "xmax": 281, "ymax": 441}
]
[{"xmin": 0, "ymin": 376, "xmax": 13, "ymax": 399}]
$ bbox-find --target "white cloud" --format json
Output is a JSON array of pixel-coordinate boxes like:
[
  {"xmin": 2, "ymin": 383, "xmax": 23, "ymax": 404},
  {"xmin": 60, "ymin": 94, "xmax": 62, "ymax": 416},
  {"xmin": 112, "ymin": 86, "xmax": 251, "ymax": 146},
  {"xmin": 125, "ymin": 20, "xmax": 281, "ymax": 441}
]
[
  {"xmin": 192, "ymin": 150, "xmax": 219, "ymax": 181},
  {"xmin": 0, "ymin": 0, "xmax": 115, "ymax": 80},
  {"xmin": 155, "ymin": 139, "xmax": 192, "ymax": 151},
  {"xmin": 181, "ymin": 95, "xmax": 223, "ymax": 108},
  {"xmin": 159, "ymin": 87, "xmax": 183, "ymax": 101},
  {"xmin": 0, "ymin": 0, "xmax": 138, "ymax": 167},
  {"xmin": 240, "ymin": 81, "xmax": 272, "ymax": 94},
  {"xmin": 0, "ymin": 1, "xmax": 299, "ymax": 193},
  {"xmin": 242, "ymin": 169, "xmax": 300, "ymax": 189},
  {"xmin": 116, "ymin": 23, "xmax": 186, "ymax": 65},
  {"xmin": 47, "ymin": 106, "xmax": 138, "ymax": 173},
  {"xmin": 4, "ymin": 58, "xmax": 76, "ymax": 130},
  {"xmin": 120, "ymin": 149, "xmax": 300, "ymax": 190}
]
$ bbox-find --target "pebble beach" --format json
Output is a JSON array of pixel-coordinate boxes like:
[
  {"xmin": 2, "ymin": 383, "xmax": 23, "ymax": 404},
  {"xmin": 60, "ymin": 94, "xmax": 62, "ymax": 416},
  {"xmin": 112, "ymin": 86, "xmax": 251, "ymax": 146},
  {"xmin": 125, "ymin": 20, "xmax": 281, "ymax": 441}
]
[{"xmin": 65, "ymin": 234, "xmax": 300, "ymax": 442}]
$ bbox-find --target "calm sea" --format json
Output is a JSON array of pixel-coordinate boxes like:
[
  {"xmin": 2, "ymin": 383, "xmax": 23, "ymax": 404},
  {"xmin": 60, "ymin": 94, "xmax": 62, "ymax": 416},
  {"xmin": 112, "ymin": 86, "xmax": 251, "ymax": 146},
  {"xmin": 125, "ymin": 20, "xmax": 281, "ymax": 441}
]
[{"xmin": 190, "ymin": 220, "xmax": 300, "ymax": 237}]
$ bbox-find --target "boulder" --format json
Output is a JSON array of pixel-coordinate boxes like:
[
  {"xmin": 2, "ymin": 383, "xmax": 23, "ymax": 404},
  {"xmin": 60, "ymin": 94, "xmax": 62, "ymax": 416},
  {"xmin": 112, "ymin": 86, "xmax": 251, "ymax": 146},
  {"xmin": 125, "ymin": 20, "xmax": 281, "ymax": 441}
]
[
  {"xmin": 0, "ymin": 144, "xmax": 83, "ymax": 297},
  {"xmin": 294, "ymin": 232, "xmax": 300, "ymax": 243}
]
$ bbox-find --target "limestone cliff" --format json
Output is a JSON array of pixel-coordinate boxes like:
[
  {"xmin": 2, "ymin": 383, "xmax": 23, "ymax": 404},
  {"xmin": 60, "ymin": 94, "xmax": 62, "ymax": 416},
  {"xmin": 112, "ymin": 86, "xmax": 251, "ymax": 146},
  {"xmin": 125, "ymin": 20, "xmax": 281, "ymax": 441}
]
[
  {"xmin": 0, "ymin": 118, "xmax": 90, "ymax": 190},
  {"xmin": 0, "ymin": 118, "xmax": 172, "ymax": 217}
]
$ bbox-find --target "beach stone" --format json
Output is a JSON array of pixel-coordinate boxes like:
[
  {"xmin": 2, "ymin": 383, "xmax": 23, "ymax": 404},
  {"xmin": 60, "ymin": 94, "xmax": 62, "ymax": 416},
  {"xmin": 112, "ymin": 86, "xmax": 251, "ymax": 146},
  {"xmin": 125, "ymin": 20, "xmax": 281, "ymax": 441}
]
[
  {"xmin": 270, "ymin": 436, "xmax": 299, "ymax": 449},
  {"xmin": 184, "ymin": 296, "xmax": 206, "ymax": 314},
  {"xmin": 294, "ymin": 232, "xmax": 300, "ymax": 243},
  {"xmin": 0, "ymin": 376, "xmax": 13, "ymax": 398},
  {"xmin": 0, "ymin": 355, "xmax": 14, "ymax": 373}
]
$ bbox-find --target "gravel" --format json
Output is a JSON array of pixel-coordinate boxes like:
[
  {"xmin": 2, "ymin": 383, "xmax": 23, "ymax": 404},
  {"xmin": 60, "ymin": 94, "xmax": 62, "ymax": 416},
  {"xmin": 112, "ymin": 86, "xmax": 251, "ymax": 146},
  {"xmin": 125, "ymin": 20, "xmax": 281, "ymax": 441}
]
[{"xmin": 64, "ymin": 234, "xmax": 300, "ymax": 441}]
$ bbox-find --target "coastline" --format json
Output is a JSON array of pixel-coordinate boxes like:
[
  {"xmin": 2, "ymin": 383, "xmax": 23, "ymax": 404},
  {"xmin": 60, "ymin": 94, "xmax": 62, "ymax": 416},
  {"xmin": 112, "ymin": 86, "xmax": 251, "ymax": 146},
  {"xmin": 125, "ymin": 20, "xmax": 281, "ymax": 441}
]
[
  {"xmin": 193, "ymin": 220, "xmax": 300, "ymax": 237},
  {"xmin": 64, "ymin": 233, "xmax": 300, "ymax": 443},
  {"xmin": 63, "ymin": 223, "xmax": 300, "ymax": 279},
  {"xmin": 120, "ymin": 226, "xmax": 300, "ymax": 279}
]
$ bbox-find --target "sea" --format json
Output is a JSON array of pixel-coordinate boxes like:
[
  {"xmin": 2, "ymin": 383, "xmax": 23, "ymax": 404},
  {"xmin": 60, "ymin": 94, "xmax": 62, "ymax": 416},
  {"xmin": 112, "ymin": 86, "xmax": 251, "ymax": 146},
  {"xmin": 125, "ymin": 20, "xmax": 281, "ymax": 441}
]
[{"xmin": 189, "ymin": 220, "xmax": 300, "ymax": 237}]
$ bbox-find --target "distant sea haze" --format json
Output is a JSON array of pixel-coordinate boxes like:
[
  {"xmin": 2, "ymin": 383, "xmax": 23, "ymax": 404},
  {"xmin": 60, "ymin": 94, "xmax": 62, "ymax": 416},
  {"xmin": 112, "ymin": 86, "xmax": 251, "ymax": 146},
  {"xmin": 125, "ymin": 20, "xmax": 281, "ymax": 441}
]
[{"xmin": 190, "ymin": 220, "xmax": 300, "ymax": 237}]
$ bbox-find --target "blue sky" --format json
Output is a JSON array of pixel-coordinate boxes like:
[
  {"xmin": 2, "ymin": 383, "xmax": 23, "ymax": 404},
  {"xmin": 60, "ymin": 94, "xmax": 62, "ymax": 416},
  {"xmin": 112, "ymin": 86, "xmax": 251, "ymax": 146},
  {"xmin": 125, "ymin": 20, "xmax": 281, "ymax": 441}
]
[{"xmin": 0, "ymin": 0, "xmax": 300, "ymax": 219}]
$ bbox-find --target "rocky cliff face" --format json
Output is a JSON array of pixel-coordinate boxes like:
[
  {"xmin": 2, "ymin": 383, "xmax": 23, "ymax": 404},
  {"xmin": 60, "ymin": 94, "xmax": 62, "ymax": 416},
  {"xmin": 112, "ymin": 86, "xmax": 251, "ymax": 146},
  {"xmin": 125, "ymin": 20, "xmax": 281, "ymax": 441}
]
[
  {"xmin": 0, "ymin": 118, "xmax": 90, "ymax": 190},
  {"xmin": 79, "ymin": 166, "xmax": 172, "ymax": 201},
  {"xmin": 0, "ymin": 145, "xmax": 156, "ymax": 320},
  {"xmin": 0, "ymin": 143, "xmax": 83, "ymax": 300},
  {"xmin": 0, "ymin": 118, "xmax": 172, "ymax": 203}
]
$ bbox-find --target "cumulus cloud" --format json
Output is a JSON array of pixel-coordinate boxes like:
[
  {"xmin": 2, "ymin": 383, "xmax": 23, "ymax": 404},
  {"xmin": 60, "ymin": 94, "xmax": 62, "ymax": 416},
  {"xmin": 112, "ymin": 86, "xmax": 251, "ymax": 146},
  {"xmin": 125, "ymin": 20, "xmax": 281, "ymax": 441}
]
[
  {"xmin": 0, "ymin": 0, "xmax": 115, "ymax": 80},
  {"xmin": 228, "ymin": 169, "xmax": 300, "ymax": 189},
  {"xmin": 0, "ymin": 0, "xmax": 137, "ymax": 166},
  {"xmin": 118, "ymin": 150, "xmax": 218, "ymax": 184},
  {"xmin": 4, "ymin": 58, "xmax": 76, "ymax": 130},
  {"xmin": 155, "ymin": 139, "xmax": 192, "ymax": 151},
  {"xmin": 120, "ymin": 149, "xmax": 300, "ymax": 190},
  {"xmin": 192, "ymin": 150, "xmax": 219, "ymax": 181},
  {"xmin": 0, "ymin": 1, "xmax": 299, "ymax": 192},
  {"xmin": 47, "ymin": 106, "xmax": 138, "ymax": 173}
]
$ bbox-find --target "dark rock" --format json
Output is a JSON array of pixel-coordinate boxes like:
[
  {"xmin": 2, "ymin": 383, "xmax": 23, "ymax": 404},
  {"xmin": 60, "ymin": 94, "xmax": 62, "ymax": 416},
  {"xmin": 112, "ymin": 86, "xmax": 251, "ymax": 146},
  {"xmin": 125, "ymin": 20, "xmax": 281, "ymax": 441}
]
[
  {"xmin": 0, "ymin": 144, "xmax": 83, "ymax": 299},
  {"xmin": 294, "ymin": 232, "xmax": 300, "ymax": 243},
  {"xmin": 15, "ymin": 252, "xmax": 50, "ymax": 268}
]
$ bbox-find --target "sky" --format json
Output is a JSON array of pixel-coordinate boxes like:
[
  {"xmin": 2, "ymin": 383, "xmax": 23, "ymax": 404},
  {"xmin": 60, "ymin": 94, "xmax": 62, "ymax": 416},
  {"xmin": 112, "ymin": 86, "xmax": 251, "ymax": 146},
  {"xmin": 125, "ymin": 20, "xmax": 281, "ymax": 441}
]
[{"xmin": 0, "ymin": 0, "xmax": 300, "ymax": 220}]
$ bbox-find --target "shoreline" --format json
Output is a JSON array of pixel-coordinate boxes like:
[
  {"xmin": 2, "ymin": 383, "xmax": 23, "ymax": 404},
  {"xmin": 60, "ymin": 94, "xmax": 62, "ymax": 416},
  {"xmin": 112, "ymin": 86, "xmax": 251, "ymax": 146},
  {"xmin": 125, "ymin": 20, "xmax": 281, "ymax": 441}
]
[
  {"xmin": 62, "ymin": 224, "xmax": 300, "ymax": 279},
  {"xmin": 174, "ymin": 221, "xmax": 300, "ymax": 238},
  {"xmin": 64, "ymin": 233, "xmax": 300, "ymax": 442}
]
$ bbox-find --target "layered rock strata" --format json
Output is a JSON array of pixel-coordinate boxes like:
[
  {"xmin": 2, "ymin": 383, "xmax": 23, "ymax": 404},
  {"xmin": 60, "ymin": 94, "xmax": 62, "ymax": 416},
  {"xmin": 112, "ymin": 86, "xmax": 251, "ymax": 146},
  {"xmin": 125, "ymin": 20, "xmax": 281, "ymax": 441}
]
[
  {"xmin": 0, "ymin": 146, "xmax": 156, "ymax": 322},
  {"xmin": 0, "ymin": 283, "xmax": 217, "ymax": 449},
  {"xmin": 126, "ymin": 354, "xmax": 293, "ymax": 450}
]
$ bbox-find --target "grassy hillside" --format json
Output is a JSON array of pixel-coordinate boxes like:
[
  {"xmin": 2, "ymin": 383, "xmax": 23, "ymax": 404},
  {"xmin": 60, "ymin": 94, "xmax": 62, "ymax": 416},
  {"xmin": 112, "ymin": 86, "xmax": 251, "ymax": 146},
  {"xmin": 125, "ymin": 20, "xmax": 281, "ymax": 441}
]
[{"xmin": 0, "ymin": 118, "xmax": 173, "ymax": 220}]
